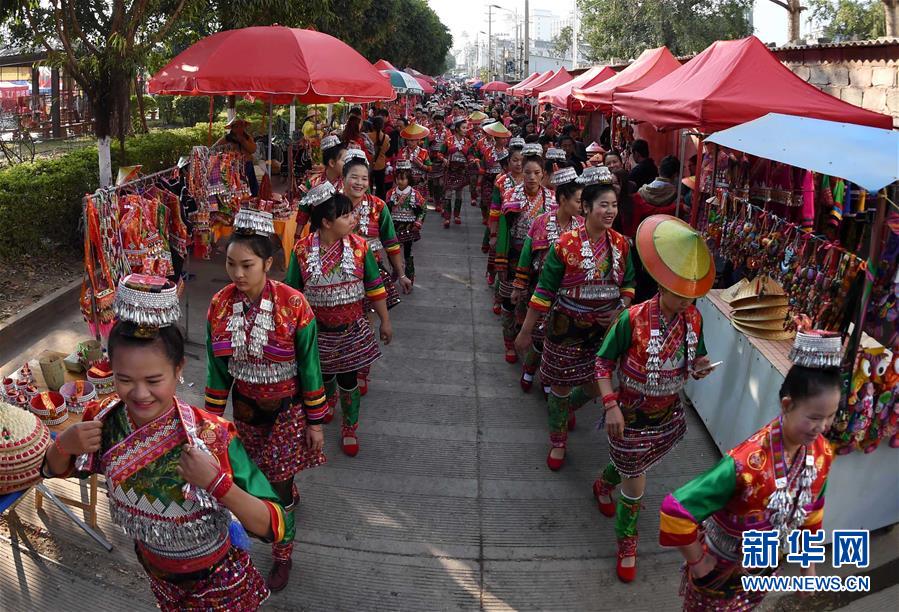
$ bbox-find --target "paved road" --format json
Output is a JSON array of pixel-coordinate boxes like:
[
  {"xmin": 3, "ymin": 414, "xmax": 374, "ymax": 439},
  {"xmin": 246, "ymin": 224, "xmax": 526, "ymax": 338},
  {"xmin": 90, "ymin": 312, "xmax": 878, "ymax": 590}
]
[{"xmin": 2, "ymin": 191, "xmax": 893, "ymax": 611}]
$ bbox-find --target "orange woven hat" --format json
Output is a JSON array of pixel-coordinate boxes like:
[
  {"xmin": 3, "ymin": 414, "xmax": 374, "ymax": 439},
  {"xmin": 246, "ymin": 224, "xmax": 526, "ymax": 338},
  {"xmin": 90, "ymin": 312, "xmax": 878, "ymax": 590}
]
[
  {"xmin": 399, "ymin": 123, "xmax": 430, "ymax": 140},
  {"xmin": 483, "ymin": 121, "xmax": 511, "ymax": 138},
  {"xmin": 636, "ymin": 215, "xmax": 715, "ymax": 299}
]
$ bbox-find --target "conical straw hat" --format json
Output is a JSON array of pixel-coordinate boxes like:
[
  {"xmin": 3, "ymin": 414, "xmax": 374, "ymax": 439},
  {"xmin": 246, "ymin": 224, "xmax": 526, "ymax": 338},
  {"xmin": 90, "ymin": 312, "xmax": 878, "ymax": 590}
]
[
  {"xmin": 399, "ymin": 123, "xmax": 430, "ymax": 140},
  {"xmin": 635, "ymin": 215, "xmax": 715, "ymax": 299},
  {"xmin": 732, "ymin": 305, "xmax": 790, "ymax": 322},
  {"xmin": 720, "ymin": 278, "xmax": 750, "ymax": 304},
  {"xmin": 733, "ymin": 320, "xmax": 795, "ymax": 341}
]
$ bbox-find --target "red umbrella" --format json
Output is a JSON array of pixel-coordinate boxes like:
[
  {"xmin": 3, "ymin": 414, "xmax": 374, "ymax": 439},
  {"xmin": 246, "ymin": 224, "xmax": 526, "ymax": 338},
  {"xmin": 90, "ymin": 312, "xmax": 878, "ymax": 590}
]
[
  {"xmin": 415, "ymin": 76, "xmax": 435, "ymax": 94},
  {"xmin": 405, "ymin": 67, "xmax": 436, "ymax": 85},
  {"xmin": 374, "ymin": 59, "xmax": 398, "ymax": 71},
  {"xmin": 482, "ymin": 81, "xmax": 510, "ymax": 93},
  {"xmin": 149, "ymin": 26, "xmax": 395, "ymax": 103}
]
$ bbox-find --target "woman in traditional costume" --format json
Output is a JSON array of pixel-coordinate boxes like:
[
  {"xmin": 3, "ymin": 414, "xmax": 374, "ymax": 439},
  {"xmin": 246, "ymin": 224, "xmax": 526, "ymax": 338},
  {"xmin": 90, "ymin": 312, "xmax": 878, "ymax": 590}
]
[
  {"xmin": 593, "ymin": 214, "xmax": 715, "ymax": 583},
  {"xmin": 511, "ymin": 167, "xmax": 584, "ymax": 394},
  {"xmin": 397, "ymin": 123, "xmax": 432, "ymax": 206},
  {"xmin": 44, "ymin": 275, "xmax": 287, "ymax": 610},
  {"xmin": 428, "ymin": 110, "xmax": 449, "ymax": 214},
  {"xmin": 515, "ymin": 171, "xmax": 634, "ymax": 469},
  {"xmin": 495, "ymin": 143, "xmax": 556, "ymax": 364},
  {"xmin": 386, "ymin": 160, "xmax": 426, "ymax": 282},
  {"xmin": 443, "ymin": 116, "xmax": 473, "ymax": 228},
  {"xmin": 486, "ymin": 138, "xmax": 525, "ymax": 313},
  {"xmin": 478, "ymin": 121, "xmax": 511, "ymax": 227},
  {"xmin": 659, "ymin": 324, "xmax": 840, "ymax": 610},
  {"xmin": 286, "ymin": 184, "xmax": 393, "ymax": 458},
  {"xmin": 466, "ymin": 110, "xmax": 488, "ymax": 208},
  {"xmin": 204, "ymin": 206, "xmax": 326, "ymax": 589}
]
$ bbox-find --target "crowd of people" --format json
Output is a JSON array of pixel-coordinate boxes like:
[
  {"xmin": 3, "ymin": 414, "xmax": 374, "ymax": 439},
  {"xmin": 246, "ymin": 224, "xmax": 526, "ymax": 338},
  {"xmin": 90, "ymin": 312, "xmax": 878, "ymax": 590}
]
[{"xmin": 39, "ymin": 84, "xmax": 841, "ymax": 611}]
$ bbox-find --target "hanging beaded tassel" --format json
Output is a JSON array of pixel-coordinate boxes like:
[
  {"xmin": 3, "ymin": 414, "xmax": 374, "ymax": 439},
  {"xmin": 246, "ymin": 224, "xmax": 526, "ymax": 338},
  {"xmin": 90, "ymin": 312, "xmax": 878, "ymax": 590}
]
[
  {"xmin": 685, "ymin": 328, "xmax": 699, "ymax": 374},
  {"xmin": 611, "ymin": 243, "xmax": 622, "ymax": 282},
  {"xmin": 546, "ymin": 212, "xmax": 559, "ymax": 243},
  {"xmin": 581, "ymin": 232, "xmax": 597, "ymax": 281},
  {"xmin": 646, "ymin": 329, "xmax": 663, "ymax": 388},
  {"xmin": 340, "ymin": 237, "xmax": 356, "ymax": 274},
  {"xmin": 248, "ymin": 299, "xmax": 274, "ymax": 358},
  {"xmin": 227, "ymin": 303, "xmax": 247, "ymax": 360}
]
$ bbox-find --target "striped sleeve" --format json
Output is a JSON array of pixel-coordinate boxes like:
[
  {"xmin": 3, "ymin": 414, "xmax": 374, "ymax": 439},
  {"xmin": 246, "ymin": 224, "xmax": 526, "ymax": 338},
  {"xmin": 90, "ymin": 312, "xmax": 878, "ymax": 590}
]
[
  {"xmin": 362, "ymin": 247, "xmax": 387, "ymax": 301},
  {"xmin": 513, "ymin": 238, "xmax": 534, "ymax": 290},
  {"xmin": 659, "ymin": 456, "xmax": 737, "ymax": 547},
  {"xmin": 494, "ymin": 214, "xmax": 511, "ymax": 271},
  {"xmin": 204, "ymin": 320, "xmax": 232, "ymax": 415},
  {"xmin": 529, "ymin": 245, "xmax": 563, "ymax": 313},
  {"xmin": 294, "ymin": 317, "xmax": 327, "ymax": 423},
  {"xmin": 378, "ymin": 205, "xmax": 401, "ymax": 255}
]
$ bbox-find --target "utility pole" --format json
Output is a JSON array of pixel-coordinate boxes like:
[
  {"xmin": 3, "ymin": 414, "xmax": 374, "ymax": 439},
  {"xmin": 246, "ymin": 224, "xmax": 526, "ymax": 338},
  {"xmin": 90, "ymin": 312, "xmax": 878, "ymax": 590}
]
[
  {"xmin": 571, "ymin": 0, "xmax": 579, "ymax": 69},
  {"xmin": 488, "ymin": 4, "xmax": 493, "ymax": 80},
  {"xmin": 524, "ymin": 0, "xmax": 530, "ymax": 76}
]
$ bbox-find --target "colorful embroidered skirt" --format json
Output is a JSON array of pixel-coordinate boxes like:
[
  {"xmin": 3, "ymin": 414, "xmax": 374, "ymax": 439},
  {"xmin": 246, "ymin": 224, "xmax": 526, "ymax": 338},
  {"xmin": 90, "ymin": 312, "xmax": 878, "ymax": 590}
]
[
  {"xmin": 232, "ymin": 390, "xmax": 325, "ymax": 482},
  {"xmin": 318, "ymin": 317, "xmax": 381, "ymax": 375},
  {"xmin": 380, "ymin": 264, "xmax": 401, "ymax": 309},
  {"xmin": 609, "ymin": 397, "xmax": 686, "ymax": 478},
  {"xmin": 680, "ymin": 558, "xmax": 772, "ymax": 611},
  {"xmin": 429, "ymin": 160, "xmax": 445, "ymax": 180},
  {"xmin": 445, "ymin": 161, "xmax": 468, "ymax": 191},
  {"xmin": 141, "ymin": 545, "xmax": 269, "ymax": 612},
  {"xmin": 394, "ymin": 220, "xmax": 421, "ymax": 244},
  {"xmin": 540, "ymin": 309, "xmax": 608, "ymax": 387}
]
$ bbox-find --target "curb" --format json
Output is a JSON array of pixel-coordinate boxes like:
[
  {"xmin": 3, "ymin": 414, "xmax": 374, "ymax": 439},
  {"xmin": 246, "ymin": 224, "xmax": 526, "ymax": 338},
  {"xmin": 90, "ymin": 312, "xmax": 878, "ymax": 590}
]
[{"xmin": 0, "ymin": 278, "xmax": 82, "ymax": 368}]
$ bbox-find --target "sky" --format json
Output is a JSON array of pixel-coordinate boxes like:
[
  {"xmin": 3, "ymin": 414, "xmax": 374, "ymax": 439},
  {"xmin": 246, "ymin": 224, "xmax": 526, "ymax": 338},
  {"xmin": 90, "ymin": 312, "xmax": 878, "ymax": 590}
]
[{"xmin": 427, "ymin": 0, "xmax": 798, "ymax": 57}]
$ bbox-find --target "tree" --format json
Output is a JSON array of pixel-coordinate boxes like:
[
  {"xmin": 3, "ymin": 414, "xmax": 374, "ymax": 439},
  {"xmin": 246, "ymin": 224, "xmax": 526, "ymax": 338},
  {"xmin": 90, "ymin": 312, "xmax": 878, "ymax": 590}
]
[
  {"xmin": 578, "ymin": 0, "xmax": 753, "ymax": 61},
  {"xmin": 808, "ymin": 0, "xmax": 886, "ymax": 40},
  {"xmin": 767, "ymin": 0, "xmax": 807, "ymax": 42},
  {"xmin": 551, "ymin": 25, "xmax": 573, "ymax": 58}
]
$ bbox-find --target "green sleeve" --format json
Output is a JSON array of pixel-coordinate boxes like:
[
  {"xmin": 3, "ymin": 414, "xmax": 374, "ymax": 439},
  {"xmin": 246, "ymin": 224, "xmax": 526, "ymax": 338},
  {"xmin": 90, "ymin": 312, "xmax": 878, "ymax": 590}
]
[
  {"xmin": 363, "ymin": 248, "xmax": 381, "ymax": 284},
  {"xmin": 596, "ymin": 310, "xmax": 633, "ymax": 362},
  {"xmin": 671, "ymin": 455, "xmax": 737, "ymax": 523},
  {"xmin": 204, "ymin": 320, "xmax": 233, "ymax": 414},
  {"xmin": 285, "ymin": 251, "xmax": 302, "ymax": 290},
  {"xmin": 228, "ymin": 436, "xmax": 281, "ymax": 505},
  {"xmin": 622, "ymin": 248, "xmax": 636, "ymax": 293},
  {"xmin": 534, "ymin": 245, "xmax": 564, "ymax": 295},
  {"xmin": 697, "ymin": 317, "xmax": 707, "ymax": 357},
  {"xmin": 495, "ymin": 213, "xmax": 511, "ymax": 257},
  {"xmin": 516, "ymin": 237, "xmax": 533, "ymax": 271},
  {"xmin": 295, "ymin": 319, "xmax": 327, "ymax": 422}
]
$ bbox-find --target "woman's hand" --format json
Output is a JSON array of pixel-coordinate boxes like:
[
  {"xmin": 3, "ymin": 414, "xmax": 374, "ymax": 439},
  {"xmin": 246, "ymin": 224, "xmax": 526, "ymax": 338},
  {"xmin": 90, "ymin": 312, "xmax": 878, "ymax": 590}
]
[
  {"xmin": 176, "ymin": 445, "xmax": 221, "ymax": 489},
  {"xmin": 58, "ymin": 421, "xmax": 103, "ymax": 455},
  {"xmin": 379, "ymin": 320, "xmax": 393, "ymax": 345},
  {"xmin": 605, "ymin": 404, "xmax": 625, "ymax": 438},
  {"xmin": 306, "ymin": 425, "xmax": 324, "ymax": 453},
  {"xmin": 514, "ymin": 330, "xmax": 532, "ymax": 355},
  {"xmin": 691, "ymin": 356, "xmax": 713, "ymax": 380},
  {"xmin": 398, "ymin": 275, "xmax": 413, "ymax": 294}
]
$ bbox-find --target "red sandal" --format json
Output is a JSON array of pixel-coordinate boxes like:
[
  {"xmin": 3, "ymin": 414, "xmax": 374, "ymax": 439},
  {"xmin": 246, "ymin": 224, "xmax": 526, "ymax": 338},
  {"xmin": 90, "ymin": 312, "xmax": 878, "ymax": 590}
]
[
  {"xmin": 341, "ymin": 426, "xmax": 359, "ymax": 457},
  {"xmin": 546, "ymin": 446, "xmax": 566, "ymax": 471},
  {"xmin": 616, "ymin": 535, "xmax": 638, "ymax": 583},
  {"xmin": 592, "ymin": 479, "xmax": 616, "ymax": 518}
]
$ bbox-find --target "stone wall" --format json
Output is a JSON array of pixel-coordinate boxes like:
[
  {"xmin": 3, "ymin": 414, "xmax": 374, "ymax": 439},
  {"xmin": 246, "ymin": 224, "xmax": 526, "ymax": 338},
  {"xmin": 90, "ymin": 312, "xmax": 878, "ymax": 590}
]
[{"xmin": 774, "ymin": 41, "xmax": 899, "ymax": 128}]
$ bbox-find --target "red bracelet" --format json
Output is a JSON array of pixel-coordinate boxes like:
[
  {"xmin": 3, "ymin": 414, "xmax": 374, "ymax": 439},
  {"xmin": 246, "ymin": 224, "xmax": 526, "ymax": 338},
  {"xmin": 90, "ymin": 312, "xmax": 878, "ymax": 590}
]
[
  {"xmin": 686, "ymin": 543, "xmax": 709, "ymax": 566},
  {"xmin": 601, "ymin": 392, "xmax": 618, "ymax": 405},
  {"xmin": 54, "ymin": 437, "xmax": 68, "ymax": 456},
  {"xmin": 209, "ymin": 472, "xmax": 234, "ymax": 501},
  {"xmin": 603, "ymin": 402, "xmax": 619, "ymax": 413}
]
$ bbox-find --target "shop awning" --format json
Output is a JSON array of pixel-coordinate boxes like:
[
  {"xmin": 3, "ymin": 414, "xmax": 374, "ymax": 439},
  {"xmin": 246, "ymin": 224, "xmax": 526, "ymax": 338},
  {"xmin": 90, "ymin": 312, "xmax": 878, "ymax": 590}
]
[
  {"xmin": 508, "ymin": 71, "xmax": 541, "ymax": 95},
  {"xmin": 539, "ymin": 65, "xmax": 616, "ymax": 111},
  {"xmin": 571, "ymin": 47, "xmax": 680, "ymax": 112},
  {"xmin": 510, "ymin": 71, "xmax": 550, "ymax": 97},
  {"xmin": 706, "ymin": 113, "xmax": 899, "ymax": 192},
  {"xmin": 513, "ymin": 70, "xmax": 557, "ymax": 97},
  {"xmin": 613, "ymin": 36, "xmax": 893, "ymax": 132},
  {"xmin": 528, "ymin": 68, "xmax": 571, "ymax": 96}
]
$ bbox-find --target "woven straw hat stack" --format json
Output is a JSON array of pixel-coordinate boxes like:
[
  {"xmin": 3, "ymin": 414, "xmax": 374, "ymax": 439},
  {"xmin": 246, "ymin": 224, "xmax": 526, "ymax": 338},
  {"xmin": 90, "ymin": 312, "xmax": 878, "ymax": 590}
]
[
  {"xmin": 722, "ymin": 276, "xmax": 793, "ymax": 340},
  {"xmin": 0, "ymin": 401, "xmax": 51, "ymax": 495}
]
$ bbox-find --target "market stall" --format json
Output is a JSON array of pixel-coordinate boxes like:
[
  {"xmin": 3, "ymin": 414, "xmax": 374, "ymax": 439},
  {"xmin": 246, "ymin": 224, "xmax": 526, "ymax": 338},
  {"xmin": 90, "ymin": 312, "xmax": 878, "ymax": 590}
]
[
  {"xmin": 509, "ymin": 70, "xmax": 551, "ymax": 97},
  {"xmin": 538, "ymin": 65, "xmax": 616, "ymax": 112},
  {"xmin": 683, "ymin": 114, "xmax": 898, "ymax": 535}
]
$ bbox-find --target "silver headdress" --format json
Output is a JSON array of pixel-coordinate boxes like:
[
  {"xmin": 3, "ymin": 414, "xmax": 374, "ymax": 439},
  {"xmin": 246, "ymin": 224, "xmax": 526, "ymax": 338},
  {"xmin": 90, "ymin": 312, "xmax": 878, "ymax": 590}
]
[
  {"xmin": 550, "ymin": 167, "xmax": 578, "ymax": 186},
  {"xmin": 521, "ymin": 143, "xmax": 543, "ymax": 157},
  {"xmin": 320, "ymin": 135, "xmax": 341, "ymax": 151},
  {"xmin": 545, "ymin": 148, "xmax": 567, "ymax": 162},
  {"xmin": 233, "ymin": 207, "xmax": 275, "ymax": 236},
  {"xmin": 395, "ymin": 159, "xmax": 413, "ymax": 170},
  {"xmin": 113, "ymin": 274, "xmax": 181, "ymax": 329},
  {"xmin": 509, "ymin": 137, "xmax": 526, "ymax": 149},
  {"xmin": 577, "ymin": 165, "xmax": 613, "ymax": 185},
  {"xmin": 344, "ymin": 148, "xmax": 368, "ymax": 164},
  {"xmin": 789, "ymin": 330, "xmax": 843, "ymax": 368},
  {"xmin": 301, "ymin": 181, "xmax": 337, "ymax": 209}
]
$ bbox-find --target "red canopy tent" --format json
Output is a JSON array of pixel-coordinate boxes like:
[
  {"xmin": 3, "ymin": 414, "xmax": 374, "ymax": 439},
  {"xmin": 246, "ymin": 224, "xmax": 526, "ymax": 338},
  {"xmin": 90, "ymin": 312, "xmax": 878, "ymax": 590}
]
[
  {"xmin": 614, "ymin": 36, "xmax": 894, "ymax": 132},
  {"xmin": 414, "ymin": 76, "xmax": 435, "ymax": 94},
  {"xmin": 538, "ymin": 65, "xmax": 616, "ymax": 111},
  {"xmin": 513, "ymin": 70, "xmax": 556, "ymax": 97},
  {"xmin": 405, "ymin": 67, "xmax": 436, "ymax": 85},
  {"xmin": 482, "ymin": 81, "xmax": 511, "ymax": 93},
  {"xmin": 508, "ymin": 71, "xmax": 544, "ymax": 96},
  {"xmin": 529, "ymin": 68, "xmax": 572, "ymax": 96},
  {"xmin": 374, "ymin": 59, "xmax": 398, "ymax": 71},
  {"xmin": 149, "ymin": 27, "xmax": 395, "ymax": 103},
  {"xmin": 571, "ymin": 47, "xmax": 680, "ymax": 112}
]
